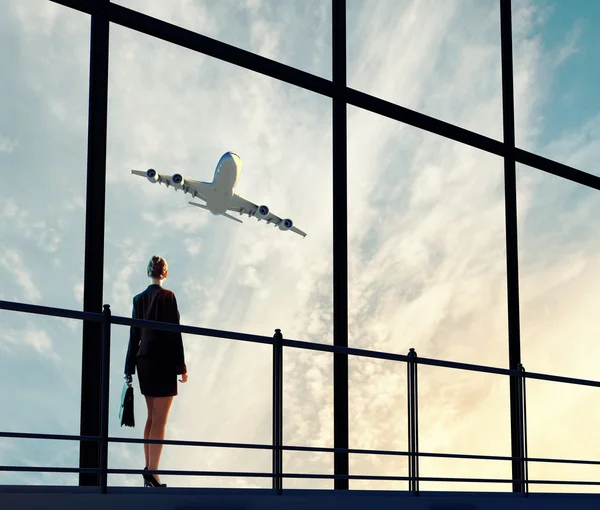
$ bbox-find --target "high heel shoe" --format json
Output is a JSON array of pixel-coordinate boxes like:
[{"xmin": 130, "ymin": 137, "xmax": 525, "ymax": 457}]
[{"xmin": 143, "ymin": 471, "xmax": 167, "ymax": 487}]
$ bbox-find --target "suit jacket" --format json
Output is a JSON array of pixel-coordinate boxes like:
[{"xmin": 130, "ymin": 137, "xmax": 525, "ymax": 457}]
[{"xmin": 124, "ymin": 284, "xmax": 187, "ymax": 376}]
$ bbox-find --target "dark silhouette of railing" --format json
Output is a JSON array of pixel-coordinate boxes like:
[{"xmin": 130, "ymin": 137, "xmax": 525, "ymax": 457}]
[{"xmin": 1, "ymin": 298, "xmax": 600, "ymax": 495}]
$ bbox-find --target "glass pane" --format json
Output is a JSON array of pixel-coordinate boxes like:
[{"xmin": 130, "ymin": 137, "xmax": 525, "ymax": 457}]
[
  {"xmin": 347, "ymin": 104, "xmax": 510, "ymax": 492},
  {"xmin": 517, "ymin": 163, "xmax": 600, "ymax": 493},
  {"xmin": 105, "ymin": 22, "xmax": 332, "ymax": 339},
  {"xmin": 109, "ymin": 325, "xmax": 273, "ymax": 488},
  {"xmin": 517, "ymin": 164, "xmax": 600, "ymax": 382},
  {"xmin": 417, "ymin": 366, "xmax": 511, "ymax": 492},
  {"xmin": 349, "ymin": 357, "xmax": 407, "ymax": 490},
  {"xmin": 283, "ymin": 349, "xmax": 333, "ymax": 490},
  {"xmin": 347, "ymin": 0, "xmax": 502, "ymax": 140},
  {"xmin": 113, "ymin": 0, "xmax": 331, "ymax": 78},
  {"xmin": 0, "ymin": 0, "xmax": 89, "ymax": 486},
  {"xmin": 0, "ymin": 1, "xmax": 89, "ymax": 309},
  {"xmin": 513, "ymin": 0, "xmax": 600, "ymax": 176},
  {"xmin": 105, "ymin": 23, "xmax": 332, "ymax": 488},
  {"xmin": 348, "ymin": 107, "xmax": 508, "ymax": 369},
  {"xmin": 0, "ymin": 312, "xmax": 83, "ymax": 486},
  {"xmin": 526, "ymin": 379, "xmax": 600, "ymax": 494}
]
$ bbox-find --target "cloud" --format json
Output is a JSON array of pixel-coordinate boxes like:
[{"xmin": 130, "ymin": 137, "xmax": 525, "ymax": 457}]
[
  {"xmin": 552, "ymin": 20, "xmax": 583, "ymax": 68},
  {"xmin": 2, "ymin": 197, "xmax": 19, "ymax": 217},
  {"xmin": 0, "ymin": 326, "xmax": 60, "ymax": 363},
  {"xmin": 8, "ymin": 0, "xmax": 60, "ymax": 36},
  {"xmin": 140, "ymin": 207, "xmax": 210, "ymax": 233},
  {"xmin": 540, "ymin": 112, "xmax": 600, "ymax": 175},
  {"xmin": 239, "ymin": 265, "xmax": 262, "ymax": 289},
  {"xmin": 73, "ymin": 282, "xmax": 84, "ymax": 304},
  {"xmin": 0, "ymin": 249, "xmax": 41, "ymax": 302},
  {"xmin": 0, "ymin": 134, "xmax": 17, "ymax": 153},
  {"xmin": 183, "ymin": 237, "xmax": 203, "ymax": 255}
]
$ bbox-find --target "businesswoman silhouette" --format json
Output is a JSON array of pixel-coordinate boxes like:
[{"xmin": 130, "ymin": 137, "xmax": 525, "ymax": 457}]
[{"xmin": 124, "ymin": 256, "xmax": 188, "ymax": 488}]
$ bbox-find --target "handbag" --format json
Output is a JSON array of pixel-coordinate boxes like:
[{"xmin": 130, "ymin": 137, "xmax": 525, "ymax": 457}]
[{"xmin": 119, "ymin": 376, "xmax": 135, "ymax": 427}]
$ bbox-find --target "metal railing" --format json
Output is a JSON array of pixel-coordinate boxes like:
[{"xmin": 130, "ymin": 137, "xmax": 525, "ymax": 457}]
[{"xmin": 1, "ymin": 298, "xmax": 600, "ymax": 495}]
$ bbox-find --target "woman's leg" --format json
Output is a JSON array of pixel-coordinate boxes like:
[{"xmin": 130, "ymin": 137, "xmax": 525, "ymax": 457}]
[
  {"xmin": 143, "ymin": 396, "xmax": 154, "ymax": 469},
  {"xmin": 147, "ymin": 396, "xmax": 174, "ymax": 483}
]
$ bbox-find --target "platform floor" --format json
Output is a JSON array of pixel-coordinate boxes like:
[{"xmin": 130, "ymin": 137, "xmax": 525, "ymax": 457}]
[{"xmin": 1, "ymin": 487, "xmax": 600, "ymax": 510}]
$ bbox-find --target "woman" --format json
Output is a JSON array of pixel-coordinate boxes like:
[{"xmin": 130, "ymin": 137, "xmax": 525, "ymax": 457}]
[{"xmin": 124, "ymin": 255, "xmax": 188, "ymax": 488}]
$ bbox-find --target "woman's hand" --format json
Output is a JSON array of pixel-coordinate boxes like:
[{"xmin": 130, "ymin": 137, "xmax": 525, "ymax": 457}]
[{"xmin": 179, "ymin": 372, "xmax": 188, "ymax": 383}]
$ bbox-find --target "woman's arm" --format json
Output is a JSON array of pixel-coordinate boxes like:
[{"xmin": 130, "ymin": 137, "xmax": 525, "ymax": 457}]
[
  {"xmin": 124, "ymin": 298, "xmax": 141, "ymax": 376},
  {"xmin": 170, "ymin": 293, "xmax": 187, "ymax": 375}
]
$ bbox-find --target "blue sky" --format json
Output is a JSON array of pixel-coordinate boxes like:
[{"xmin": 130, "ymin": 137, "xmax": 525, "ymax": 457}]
[{"xmin": 1, "ymin": 0, "xmax": 599, "ymax": 494}]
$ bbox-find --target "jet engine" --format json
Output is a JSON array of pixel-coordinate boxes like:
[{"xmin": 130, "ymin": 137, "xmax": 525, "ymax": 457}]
[
  {"xmin": 146, "ymin": 168, "xmax": 159, "ymax": 183},
  {"xmin": 278, "ymin": 218, "xmax": 293, "ymax": 231},
  {"xmin": 256, "ymin": 205, "xmax": 269, "ymax": 218},
  {"xmin": 172, "ymin": 173, "xmax": 184, "ymax": 189}
]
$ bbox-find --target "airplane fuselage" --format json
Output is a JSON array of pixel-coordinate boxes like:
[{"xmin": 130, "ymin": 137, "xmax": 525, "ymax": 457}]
[{"xmin": 206, "ymin": 151, "xmax": 242, "ymax": 214}]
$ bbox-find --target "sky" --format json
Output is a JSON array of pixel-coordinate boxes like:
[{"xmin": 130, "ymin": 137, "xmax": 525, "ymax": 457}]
[{"xmin": 1, "ymin": 0, "xmax": 600, "ymax": 494}]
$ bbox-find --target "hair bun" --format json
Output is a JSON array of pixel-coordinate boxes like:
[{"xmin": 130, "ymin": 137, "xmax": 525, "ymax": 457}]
[{"xmin": 147, "ymin": 255, "xmax": 168, "ymax": 279}]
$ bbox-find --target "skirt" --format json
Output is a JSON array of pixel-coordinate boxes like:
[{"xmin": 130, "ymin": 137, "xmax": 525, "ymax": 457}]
[{"xmin": 136, "ymin": 356, "xmax": 178, "ymax": 397}]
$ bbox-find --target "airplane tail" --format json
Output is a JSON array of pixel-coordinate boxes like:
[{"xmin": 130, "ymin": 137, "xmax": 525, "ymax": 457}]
[{"xmin": 188, "ymin": 201, "xmax": 243, "ymax": 224}]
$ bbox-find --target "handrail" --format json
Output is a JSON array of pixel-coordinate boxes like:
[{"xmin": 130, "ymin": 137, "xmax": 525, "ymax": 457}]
[
  {"xmin": 2, "ymin": 462, "xmax": 600, "ymax": 487},
  {"xmin": 0, "ymin": 300, "xmax": 102, "ymax": 322},
  {"xmin": 2, "ymin": 299, "xmax": 599, "ymax": 390},
  {"xmin": 1, "ymin": 296, "xmax": 599, "ymax": 492},
  {"xmin": 1, "ymin": 430, "xmax": 599, "ymax": 467}
]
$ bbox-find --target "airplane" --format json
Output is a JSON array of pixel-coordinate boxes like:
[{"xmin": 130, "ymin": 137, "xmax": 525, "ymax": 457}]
[{"xmin": 131, "ymin": 151, "xmax": 307, "ymax": 238}]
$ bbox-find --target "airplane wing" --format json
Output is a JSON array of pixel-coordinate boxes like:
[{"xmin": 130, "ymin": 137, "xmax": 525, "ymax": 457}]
[
  {"xmin": 228, "ymin": 193, "xmax": 307, "ymax": 238},
  {"xmin": 131, "ymin": 170, "xmax": 211, "ymax": 202}
]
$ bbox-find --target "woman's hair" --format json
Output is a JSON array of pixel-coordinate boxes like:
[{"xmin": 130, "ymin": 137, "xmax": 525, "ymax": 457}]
[{"xmin": 147, "ymin": 255, "xmax": 168, "ymax": 279}]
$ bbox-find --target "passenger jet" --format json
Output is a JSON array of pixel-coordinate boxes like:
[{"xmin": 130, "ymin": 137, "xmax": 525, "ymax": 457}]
[{"xmin": 132, "ymin": 151, "xmax": 306, "ymax": 238}]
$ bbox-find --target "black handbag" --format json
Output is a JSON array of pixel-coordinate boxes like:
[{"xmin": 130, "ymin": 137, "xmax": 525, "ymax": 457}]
[{"xmin": 120, "ymin": 377, "xmax": 135, "ymax": 427}]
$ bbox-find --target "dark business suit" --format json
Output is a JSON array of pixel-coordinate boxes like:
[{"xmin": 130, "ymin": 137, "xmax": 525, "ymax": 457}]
[{"xmin": 124, "ymin": 284, "xmax": 187, "ymax": 397}]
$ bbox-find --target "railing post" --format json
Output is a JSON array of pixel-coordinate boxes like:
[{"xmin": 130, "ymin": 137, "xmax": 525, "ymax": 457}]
[
  {"xmin": 407, "ymin": 348, "xmax": 419, "ymax": 495},
  {"xmin": 272, "ymin": 328, "xmax": 283, "ymax": 494},
  {"xmin": 407, "ymin": 349, "xmax": 412, "ymax": 492},
  {"xmin": 99, "ymin": 304, "xmax": 111, "ymax": 494},
  {"xmin": 517, "ymin": 363, "xmax": 529, "ymax": 496}
]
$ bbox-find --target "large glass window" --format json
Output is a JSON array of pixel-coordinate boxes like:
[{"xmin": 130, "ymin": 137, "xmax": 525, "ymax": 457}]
[{"xmin": 2, "ymin": 0, "xmax": 599, "ymax": 495}]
